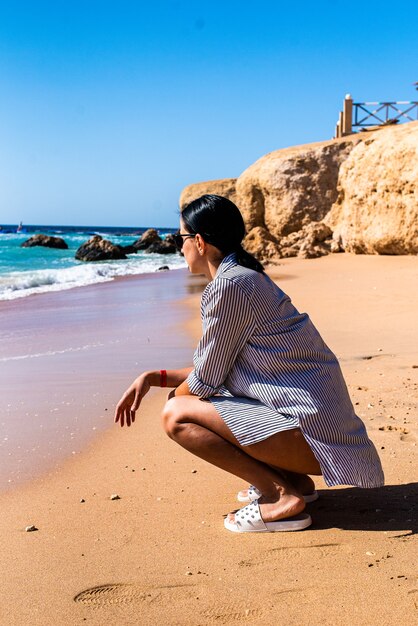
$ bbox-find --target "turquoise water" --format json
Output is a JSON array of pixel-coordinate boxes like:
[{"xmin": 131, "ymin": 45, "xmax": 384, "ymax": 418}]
[{"xmin": 0, "ymin": 224, "xmax": 186, "ymax": 300}]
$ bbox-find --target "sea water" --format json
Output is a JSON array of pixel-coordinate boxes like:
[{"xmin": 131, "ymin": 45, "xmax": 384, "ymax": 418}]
[{"xmin": 0, "ymin": 224, "xmax": 186, "ymax": 300}]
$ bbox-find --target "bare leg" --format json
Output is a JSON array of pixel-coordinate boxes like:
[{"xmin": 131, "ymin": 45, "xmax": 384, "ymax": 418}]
[
  {"xmin": 278, "ymin": 469, "xmax": 317, "ymax": 494},
  {"xmin": 161, "ymin": 396, "xmax": 321, "ymax": 523},
  {"xmin": 239, "ymin": 469, "xmax": 317, "ymax": 500}
]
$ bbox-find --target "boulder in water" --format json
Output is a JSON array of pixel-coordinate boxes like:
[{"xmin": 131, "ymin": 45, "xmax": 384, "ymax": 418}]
[
  {"xmin": 21, "ymin": 234, "xmax": 68, "ymax": 249},
  {"xmin": 132, "ymin": 228, "xmax": 162, "ymax": 251},
  {"xmin": 75, "ymin": 235, "xmax": 127, "ymax": 262},
  {"xmin": 146, "ymin": 239, "xmax": 177, "ymax": 254}
]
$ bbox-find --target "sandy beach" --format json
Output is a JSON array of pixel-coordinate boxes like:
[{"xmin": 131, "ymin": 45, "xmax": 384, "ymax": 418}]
[{"xmin": 0, "ymin": 254, "xmax": 417, "ymax": 625}]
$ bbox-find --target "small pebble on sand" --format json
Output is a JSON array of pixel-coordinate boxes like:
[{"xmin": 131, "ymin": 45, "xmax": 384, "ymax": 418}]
[
  {"xmin": 110, "ymin": 494, "xmax": 120, "ymax": 500},
  {"xmin": 191, "ymin": 469, "xmax": 197, "ymax": 473},
  {"xmin": 25, "ymin": 525, "xmax": 38, "ymax": 532},
  {"xmin": 80, "ymin": 498, "xmax": 85, "ymax": 503}
]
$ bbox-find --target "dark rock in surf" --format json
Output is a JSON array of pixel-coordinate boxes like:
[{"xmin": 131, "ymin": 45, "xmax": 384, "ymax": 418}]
[
  {"xmin": 130, "ymin": 230, "xmax": 177, "ymax": 254},
  {"xmin": 146, "ymin": 239, "xmax": 176, "ymax": 254},
  {"xmin": 117, "ymin": 244, "xmax": 137, "ymax": 254},
  {"xmin": 75, "ymin": 235, "xmax": 127, "ymax": 262},
  {"xmin": 131, "ymin": 228, "xmax": 162, "ymax": 251},
  {"xmin": 165, "ymin": 234, "xmax": 177, "ymax": 248},
  {"xmin": 21, "ymin": 234, "xmax": 68, "ymax": 249}
]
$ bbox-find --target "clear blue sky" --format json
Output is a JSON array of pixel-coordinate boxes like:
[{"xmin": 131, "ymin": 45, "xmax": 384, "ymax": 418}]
[{"xmin": 0, "ymin": 0, "xmax": 417, "ymax": 227}]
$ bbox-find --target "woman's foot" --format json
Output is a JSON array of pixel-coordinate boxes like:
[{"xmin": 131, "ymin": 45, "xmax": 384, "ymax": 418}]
[{"xmin": 228, "ymin": 485, "xmax": 305, "ymax": 525}]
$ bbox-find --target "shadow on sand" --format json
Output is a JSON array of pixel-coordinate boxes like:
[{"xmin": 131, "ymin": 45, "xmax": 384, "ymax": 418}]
[{"xmin": 309, "ymin": 483, "xmax": 417, "ymax": 535}]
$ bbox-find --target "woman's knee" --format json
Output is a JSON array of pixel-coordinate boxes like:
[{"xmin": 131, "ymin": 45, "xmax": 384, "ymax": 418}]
[{"xmin": 161, "ymin": 397, "xmax": 183, "ymax": 438}]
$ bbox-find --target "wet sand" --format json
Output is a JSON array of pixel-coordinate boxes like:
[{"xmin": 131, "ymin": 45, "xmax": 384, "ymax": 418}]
[
  {"xmin": 0, "ymin": 254, "xmax": 416, "ymax": 625},
  {"xmin": 0, "ymin": 269, "xmax": 196, "ymax": 490}
]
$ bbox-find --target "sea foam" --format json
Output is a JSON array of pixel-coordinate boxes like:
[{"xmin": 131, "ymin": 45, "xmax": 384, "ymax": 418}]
[{"xmin": 0, "ymin": 255, "xmax": 186, "ymax": 300}]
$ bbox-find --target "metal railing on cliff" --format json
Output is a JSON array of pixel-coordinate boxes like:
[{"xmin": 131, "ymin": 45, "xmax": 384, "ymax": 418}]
[{"xmin": 334, "ymin": 94, "xmax": 418, "ymax": 138}]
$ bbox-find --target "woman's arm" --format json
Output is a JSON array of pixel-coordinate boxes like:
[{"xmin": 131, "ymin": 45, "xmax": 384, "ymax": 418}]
[
  {"xmin": 114, "ymin": 367, "xmax": 193, "ymax": 427},
  {"xmin": 174, "ymin": 378, "xmax": 193, "ymax": 396},
  {"xmin": 164, "ymin": 367, "xmax": 194, "ymax": 388},
  {"xmin": 186, "ymin": 278, "xmax": 255, "ymax": 398}
]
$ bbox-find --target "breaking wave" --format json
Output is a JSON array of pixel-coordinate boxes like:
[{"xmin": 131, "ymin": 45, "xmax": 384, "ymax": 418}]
[{"xmin": 0, "ymin": 255, "xmax": 186, "ymax": 301}]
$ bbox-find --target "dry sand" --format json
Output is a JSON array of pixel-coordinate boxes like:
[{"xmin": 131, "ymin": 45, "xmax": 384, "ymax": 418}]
[{"xmin": 0, "ymin": 254, "xmax": 416, "ymax": 626}]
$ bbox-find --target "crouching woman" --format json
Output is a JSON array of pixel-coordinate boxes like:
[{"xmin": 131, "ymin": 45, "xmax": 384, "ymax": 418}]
[{"xmin": 115, "ymin": 194, "xmax": 384, "ymax": 533}]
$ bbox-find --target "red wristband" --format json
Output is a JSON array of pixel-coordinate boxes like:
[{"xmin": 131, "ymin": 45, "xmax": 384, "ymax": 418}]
[{"xmin": 160, "ymin": 369, "xmax": 167, "ymax": 388}]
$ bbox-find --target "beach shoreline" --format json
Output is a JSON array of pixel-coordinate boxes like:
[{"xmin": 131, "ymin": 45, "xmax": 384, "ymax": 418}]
[
  {"xmin": 0, "ymin": 224, "xmax": 186, "ymax": 301},
  {"xmin": 0, "ymin": 267, "xmax": 197, "ymax": 492},
  {"xmin": 0, "ymin": 254, "xmax": 417, "ymax": 625}
]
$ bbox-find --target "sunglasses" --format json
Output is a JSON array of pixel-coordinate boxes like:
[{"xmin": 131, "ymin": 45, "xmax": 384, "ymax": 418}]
[{"xmin": 174, "ymin": 232, "xmax": 196, "ymax": 250}]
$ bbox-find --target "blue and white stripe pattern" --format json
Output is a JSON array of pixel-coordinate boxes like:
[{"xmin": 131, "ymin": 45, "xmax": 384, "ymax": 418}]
[{"xmin": 186, "ymin": 253, "xmax": 384, "ymax": 488}]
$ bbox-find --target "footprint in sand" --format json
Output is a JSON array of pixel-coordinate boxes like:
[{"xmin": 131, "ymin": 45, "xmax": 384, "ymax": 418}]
[
  {"xmin": 74, "ymin": 583, "xmax": 147, "ymax": 606},
  {"xmin": 238, "ymin": 542, "xmax": 345, "ymax": 568},
  {"xmin": 201, "ymin": 604, "xmax": 263, "ymax": 623},
  {"xmin": 74, "ymin": 582, "xmax": 199, "ymax": 607}
]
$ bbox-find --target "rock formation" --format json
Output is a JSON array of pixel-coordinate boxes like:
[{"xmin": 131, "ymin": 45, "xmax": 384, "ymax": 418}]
[
  {"xmin": 180, "ymin": 121, "xmax": 418, "ymax": 259},
  {"xmin": 75, "ymin": 235, "xmax": 127, "ymax": 262},
  {"xmin": 131, "ymin": 228, "xmax": 162, "ymax": 251},
  {"xmin": 127, "ymin": 229, "xmax": 177, "ymax": 254},
  {"xmin": 146, "ymin": 239, "xmax": 176, "ymax": 254},
  {"xmin": 278, "ymin": 223, "xmax": 336, "ymax": 259},
  {"xmin": 325, "ymin": 123, "xmax": 418, "ymax": 254},
  {"xmin": 236, "ymin": 138, "xmax": 361, "ymax": 238},
  {"xmin": 180, "ymin": 178, "xmax": 238, "ymax": 209},
  {"xmin": 148, "ymin": 233, "xmax": 177, "ymax": 254},
  {"xmin": 21, "ymin": 234, "xmax": 68, "ymax": 249},
  {"xmin": 242, "ymin": 226, "xmax": 281, "ymax": 261}
]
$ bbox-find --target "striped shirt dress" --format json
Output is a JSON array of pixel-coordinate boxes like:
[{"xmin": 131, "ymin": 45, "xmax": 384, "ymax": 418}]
[{"xmin": 186, "ymin": 253, "xmax": 384, "ymax": 489}]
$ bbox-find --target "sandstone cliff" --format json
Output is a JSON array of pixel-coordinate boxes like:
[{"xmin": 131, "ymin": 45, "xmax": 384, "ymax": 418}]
[
  {"xmin": 180, "ymin": 121, "xmax": 418, "ymax": 259},
  {"xmin": 179, "ymin": 178, "xmax": 238, "ymax": 210},
  {"xmin": 326, "ymin": 123, "xmax": 418, "ymax": 254}
]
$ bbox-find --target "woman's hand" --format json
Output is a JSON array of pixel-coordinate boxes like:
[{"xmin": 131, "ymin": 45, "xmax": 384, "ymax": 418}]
[
  {"xmin": 114, "ymin": 373, "xmax": 151, "ymax": 427},
  {"xmin": 114, "ymin": 367, "xmax": 194, "ymax": 428}
]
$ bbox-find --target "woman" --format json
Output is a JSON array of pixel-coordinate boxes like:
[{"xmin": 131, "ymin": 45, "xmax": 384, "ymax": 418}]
[{"xmin": 115, "ymin": 195, "xmax": 384, "ymax": 533}]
